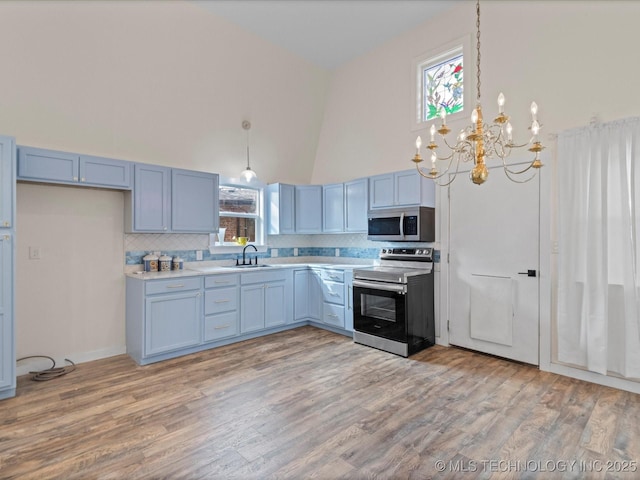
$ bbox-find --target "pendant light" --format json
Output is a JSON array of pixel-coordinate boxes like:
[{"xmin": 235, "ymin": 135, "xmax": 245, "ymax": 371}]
[{"xmin": 241, "ymin": 120, "xmax": 257, "ymax": 182}]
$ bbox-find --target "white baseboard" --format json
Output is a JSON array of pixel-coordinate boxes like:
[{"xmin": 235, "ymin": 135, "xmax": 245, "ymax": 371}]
[
  {"xmin": 16, "ymin": 346, "xmax": 127, "ymax": 377},
  {"xmin": 542, "ymin": 362, "xmax": 640, "ymax": 394}
]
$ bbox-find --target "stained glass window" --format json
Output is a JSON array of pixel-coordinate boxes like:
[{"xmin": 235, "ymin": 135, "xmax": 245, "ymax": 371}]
[{"xmin": 416, "ymin": 46, "xmax": 464, "ymax": 123}]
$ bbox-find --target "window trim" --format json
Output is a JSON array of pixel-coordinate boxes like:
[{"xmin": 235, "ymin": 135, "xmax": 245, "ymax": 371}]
[
  {"xmin": 411, "ymin": 35, "xmax": 472, "ymax": 132},
  {"xmin": 209, "ymin": 177, "xmax": 267, "ymax": 254}
]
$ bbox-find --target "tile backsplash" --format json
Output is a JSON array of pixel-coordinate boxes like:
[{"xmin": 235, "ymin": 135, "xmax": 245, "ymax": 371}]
[{"xmin": 124, "ymin": 233, "xmax": 437, "ymax": 265}]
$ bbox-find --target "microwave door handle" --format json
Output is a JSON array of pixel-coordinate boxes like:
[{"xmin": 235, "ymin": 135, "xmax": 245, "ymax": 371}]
[{"xmin": 399, "ymin": 212, "xmax": 404, "ymax": 237}]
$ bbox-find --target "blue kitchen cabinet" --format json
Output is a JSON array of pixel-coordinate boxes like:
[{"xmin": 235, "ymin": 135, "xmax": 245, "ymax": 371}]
[
  {"xmin": 344, "ymin": 178, "xmax": 368, "ymax": 233},
  {"xmin": 127, "ymin": 164, "xmax": 171, "ymax": 232},
  {"xmin": 267, "ymin": 183, "xmax": 295, "ymax": 235},
  {"xmin": 171, "ymin": 168, "xmax": 219, "ymax": 232},
  {"xmin": 369, "ymin": 169, "xmax": 435, "ymax": 208},
  {"xmin": 240, "ymin": 269, "xmax": 292, "ymax": 333},
  {"xmin": 321, "ymin": 269, "xmax": 346, "ymax": 329},
  {"xmin": 0, "ymin": 233, "xmax": 15, "ymax": 398},
  {"xmin": 0, "ymin": 137, "xmax": 16, "ymax": 229},
  {"xmin": 126, "ymin": 276, "xmax": 203, "ymax": 363},
  {"xmin": 293, "ymin": 269, "xmax": 310, "ymax": 321},
  {"xmin": 295, "ymin": 185, "xmax": 322, "ymax": 233},
  {"xmin": 203, "ymin": 274, "xmax": 239, "ymax": 342},
  {"xmin": 17, "ymin": 146, "xmax": 132, "ymax": 189},
  {"xmin": 0, "ymin": 135, "xmax": 15, "ymax": 400},
  {"xmin": 322, "ymin": 183, "xmax": 344, "ymax": 233},
  {"xmin": 309, "ymin": 268, "xmax": 323, "ymax": 321}
]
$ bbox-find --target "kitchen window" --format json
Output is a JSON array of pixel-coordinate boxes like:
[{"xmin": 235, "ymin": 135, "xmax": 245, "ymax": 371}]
[
  {"xmin": 210, "ymin": 182, "xmax": 266, "ymax": 251},
  {"xmin": 412, "ymin": 37, "xmax": 470, "ymax": 130}
]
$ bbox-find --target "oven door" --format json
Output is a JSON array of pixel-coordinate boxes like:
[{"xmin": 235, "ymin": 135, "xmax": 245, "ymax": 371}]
[{"xmin": 353, "ymin": 280, "xmax": 407, "ymax": 342}]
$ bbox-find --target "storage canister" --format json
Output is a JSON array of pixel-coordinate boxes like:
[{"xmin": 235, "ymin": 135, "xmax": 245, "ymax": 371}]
[
  {"xmin": 172, "ymin": 256, "xmax": 184, "ymax": 270},
  {"xmin": 159, "ymin": 254, "xmax": 172, "ymax": 272},
  {"xmin": 143, "ymin": 253, "xmax": 159, "ymax": 272}
]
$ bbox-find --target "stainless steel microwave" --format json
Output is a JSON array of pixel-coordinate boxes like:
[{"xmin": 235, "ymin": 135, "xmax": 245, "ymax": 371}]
[{"xmin": 367, "ymin": 206, "xmax": 435, "ymax": 242}]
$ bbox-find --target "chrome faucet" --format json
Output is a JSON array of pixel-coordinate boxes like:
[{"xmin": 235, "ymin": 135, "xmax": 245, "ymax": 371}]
[{"xmin": 240, "ymin": 244, "xmax": 258, "ymax": 265}]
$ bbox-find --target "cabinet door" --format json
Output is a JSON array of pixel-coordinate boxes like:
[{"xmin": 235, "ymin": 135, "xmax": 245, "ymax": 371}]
[
  {"xmin": 265, "ymin": 281, "xmax": 286, "ymax": 327},
  {"xmin": 133, "ymin": 164, "xmax": 171, "ymax": 232},
  {"xmin": 394, "ymin": 170, "xmax": 421, "ymax": 206},
  {"xmin": 17, "ymin": 146, "xmax": 80, "ymax": 184},
  {"xmin": 344, "ymin": 271, "xmax": 354, "ymax": 332},
  {"xmin": 145, "ymin": 291, "xmax": 201, "ymax": 356},
  {"xmin": 0, "ymin": 234, "xmax": 14, "ymax": 391},
  {"xmin": 309, "ymin": 270, "xmax": 323, "ymax": 321},
  {"xmin": 293, "ymin": 270, "xmax": 309, "ymax": 321},
  {"xmin": 369, "ymin": 173, "xmax": 394, "ymax": 208},
  {"xmin": 322, "ymin": 183, "xmax": 344, "ymax": 233},
  {"xmin": 295, "ymin": 185, "xmax": 322, "ymax": 233},
  {"xmin": 79, "ymin": 155, "xmax": 132, "ymax": 189},
  {"xmin": 344, "ymin": 178, "xmax": 368, "ymax": 233},
  {"xmin": 240, "ymin": 284, "xmax": 265, "ymax": 333},
  {"xmin": 171, "ymin": 169, "xmax": 219, "ymax": 232},
  {"xmin": 280, "ymin": 184, "xmax": 295, "ymax": 234},
  {"xmin": 0, "ymin": 136, "xmax": 15, "ymax": 229}
]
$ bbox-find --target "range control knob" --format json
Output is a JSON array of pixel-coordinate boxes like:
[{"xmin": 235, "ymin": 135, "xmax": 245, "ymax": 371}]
[{"xmin": 381, "ymin": 249, "xmax": 387, "ymax": 254}]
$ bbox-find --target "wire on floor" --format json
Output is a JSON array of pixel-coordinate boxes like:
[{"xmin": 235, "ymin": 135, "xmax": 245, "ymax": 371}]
[{"xmin": 16, "ymin": 355, "xmax": 76, "ymax": 381}]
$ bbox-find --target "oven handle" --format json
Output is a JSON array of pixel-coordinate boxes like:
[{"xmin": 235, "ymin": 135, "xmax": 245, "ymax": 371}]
[
  {"xmin": 353, "ymin": 279, "xmax": 406, "ymax": 294},
  {"xmin": 399, "ymin": 212, "xmax": 405, "ymax": 237}
]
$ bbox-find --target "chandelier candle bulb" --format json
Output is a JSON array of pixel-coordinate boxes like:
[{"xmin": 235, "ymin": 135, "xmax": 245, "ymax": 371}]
[
  {"xmin": 430, "ymin": 124, "xmax": 436, "ymax": 142},
  {"xmin": 498, "ymin": 92, "xmax": 505, "ymax": 113},
  {"xmin": 441, "ymin": 110, "xmax": 447, "ymax": 126},
  {"xmin": 530, "ymin": 101, "xmax": 538, "ymax": 121},
  {"xmin": 506, "ymin": 122, "xmax": 513, "ymax": 142},
  {"xmin": 415, "ymin": 136, "xmax": 422, "ymax": 154}
]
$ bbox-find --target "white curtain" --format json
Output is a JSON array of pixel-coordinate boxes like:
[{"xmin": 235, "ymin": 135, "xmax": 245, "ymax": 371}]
[{"xmin": 557, "ymin": 117, "xmax": 640, "ymax": 378}]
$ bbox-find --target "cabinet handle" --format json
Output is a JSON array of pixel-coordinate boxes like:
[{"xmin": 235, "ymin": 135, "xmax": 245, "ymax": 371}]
[
  {"xmin": 214, "ymin": 299, "xmax": 230, "ymax": 303},
  {"xmin": 196, "ymin": 292, "xmax": 202, "ymax": 297},
  {"xmin": 73, "ymin": 176, "xmax": 78, "ymax": 181},
  {"xmin": 214, "ymin": 324, "xmax": 231, "ymax": 330},
  {"xmin": 3, "ymin": 235, "xmax": 8, "ymax": 240},
  {"xmin": 214, "ymin": 280, "xmax": 231, "ymax": 284},
  {"xmin": 166, "ymin": 284, "xmax": 185, "ymax": 288},
  {"xmin": 163, "ymin": 227, "xmax": 168, "ymax": 231},
  {"xmin": 81, "ymin": 177, "xmax": 86, "ymax": 182},
  {"xmin": 329, "ymin": 292, "xmax": 339, "ymax": 297},
  {"xmin": 328, "ymin": 313, "xmax": 339, "ymax": 318},
  {"xmin": 3, "ymin": 221, "xmax": 9, "ymax": 227}
]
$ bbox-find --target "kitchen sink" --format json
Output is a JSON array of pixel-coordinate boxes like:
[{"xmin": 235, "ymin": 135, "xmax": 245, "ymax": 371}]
[{"xmin": 232, "ymin": 264, "xmax": 271, "ymax": 268}]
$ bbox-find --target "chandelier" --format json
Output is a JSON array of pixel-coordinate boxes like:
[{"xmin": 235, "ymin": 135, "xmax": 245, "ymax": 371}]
[{"xmin": 412, "ymin": 0, "xmax": 543, "ymax": 186}]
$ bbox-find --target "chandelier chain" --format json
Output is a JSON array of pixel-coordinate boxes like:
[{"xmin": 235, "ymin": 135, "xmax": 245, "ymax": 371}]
[{"xmin": 476, "ymin": 0, "xmax": 481, "ymax": 102}]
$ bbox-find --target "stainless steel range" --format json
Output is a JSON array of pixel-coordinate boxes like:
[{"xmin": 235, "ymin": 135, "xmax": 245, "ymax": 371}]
[{"xmin": 352, "ymin": 248, "xmax": 435, "ymax": 357}]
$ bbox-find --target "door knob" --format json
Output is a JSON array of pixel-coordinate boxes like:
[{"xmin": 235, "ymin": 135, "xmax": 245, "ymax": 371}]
[{"xmin": 518, "ymin": 270, "xmax": 537, "ymax": 277}]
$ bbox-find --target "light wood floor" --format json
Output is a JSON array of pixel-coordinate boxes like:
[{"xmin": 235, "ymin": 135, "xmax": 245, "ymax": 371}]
[{"xmin": 1, "ymin": 326, "xmax": 639, "ymax": 479}]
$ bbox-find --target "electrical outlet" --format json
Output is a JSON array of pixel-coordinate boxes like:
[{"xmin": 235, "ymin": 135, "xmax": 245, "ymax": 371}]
[
  {"xmin": 293, "ymin": 247, "xmax": 298, "ymax": 257},
  {"xmin": 196, "ymin": 250, "xmax": 203, "ymax": 261},
  {"xmin": 29, "ymin": 246, "xmax": 41, "ymax": 260},
  {"xmin": 271, "ymin": 249, "xmax": 278, "ymax": 258},
  {"xmin": 335, "ymin": 248, "xmax": 340, "ymax": 257}
]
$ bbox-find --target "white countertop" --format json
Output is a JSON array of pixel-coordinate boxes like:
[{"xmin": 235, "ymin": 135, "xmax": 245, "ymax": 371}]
[{"xmin": 125, "ymin": 260, "xmax": 373, "ymax": 280}]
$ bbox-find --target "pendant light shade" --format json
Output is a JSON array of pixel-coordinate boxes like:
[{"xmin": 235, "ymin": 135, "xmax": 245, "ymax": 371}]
[{"xmin": 241, "ymin": 120, "xmax": 257, "ymax": 182}]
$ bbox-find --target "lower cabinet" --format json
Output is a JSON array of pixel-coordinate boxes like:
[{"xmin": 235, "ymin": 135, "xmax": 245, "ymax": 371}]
[
  {"xmin": 0, "ymin": 234, "xmax": 15, "ymax": 397},
  {"xmin": 204, "ymin": 274, "xmax": 239, "ymax": 342},
  {"xmin": 240, "ymin": 270, "xmax": 292, "ymax": 333},
  {"xmin": 126, "ymin": 276, "xmax": 203, "ymax": 364}
]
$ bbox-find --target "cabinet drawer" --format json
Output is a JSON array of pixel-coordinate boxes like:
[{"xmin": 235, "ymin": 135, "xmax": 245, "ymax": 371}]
[
  {"xmin": 323, "ymin": 280, "xmax": 345, "ymax": 305},
  {"xmin": 322, "ymin": 269, "xmax": 344, "ymax": 283},
  {"xmin": 205, "ymin": 287, "xmax": 238, "ymax": 314},
  {"xmin": 323, "ymin": 302, "xmax": 345, "ymax": 328},
  {"xmin": 205, "ymin": 274, "xmax": 239, "ymax": 289},
  {"xmin": 145, "ymin": 277, "xmax": 201, "ymax": 295},
  {"xmin": 204, "ymin": 311, "xmax": 239, "ymax": 342}
]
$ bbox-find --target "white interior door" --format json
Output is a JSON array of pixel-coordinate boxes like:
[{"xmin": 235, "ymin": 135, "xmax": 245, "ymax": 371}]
[{"xmin": 448, "ymin": 165, "xmax": 539, "ymax": 365}]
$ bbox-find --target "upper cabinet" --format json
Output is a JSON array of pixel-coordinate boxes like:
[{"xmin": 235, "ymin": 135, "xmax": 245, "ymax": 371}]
[
  {"xmin": 0, "ymin": 136, "xmax": 16, "ymax": 229},
  {"xmin": 171, "ymin": 168, "xmax": 218, "ymax": 232},
  {"xmin": 322, "ymin": 183, "xmax": 344, "ymax": 233},
  {"xmin": 369, "ymin": 169, "xmax": 435, "ymax": 209},
  {"xmin": 17, "ymin": 146, "xmax": 132, "ymax": 189},
  {"xmin": 125, "ymin": 164, "xmax": 219, "ymax": 233},
  {"xmin": 344, "ymin": 178, "xmax": 368, "ymax": 233},
  {"xmin": 267, "ymin": 183, "xmax": 295, "ymax": 235},
  {"xmin": 295, "ymin": 185, "xmax": 322, "ymax": 234}
]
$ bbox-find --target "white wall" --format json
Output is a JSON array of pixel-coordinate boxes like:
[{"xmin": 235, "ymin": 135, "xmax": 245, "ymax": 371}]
[
  {"xmin": 0, "ymin": 1, "xmax": 329, "ymax": 366},
  {"xmin": 312, "ymin": 1, "xmax": 640, "ymax": 183}
]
